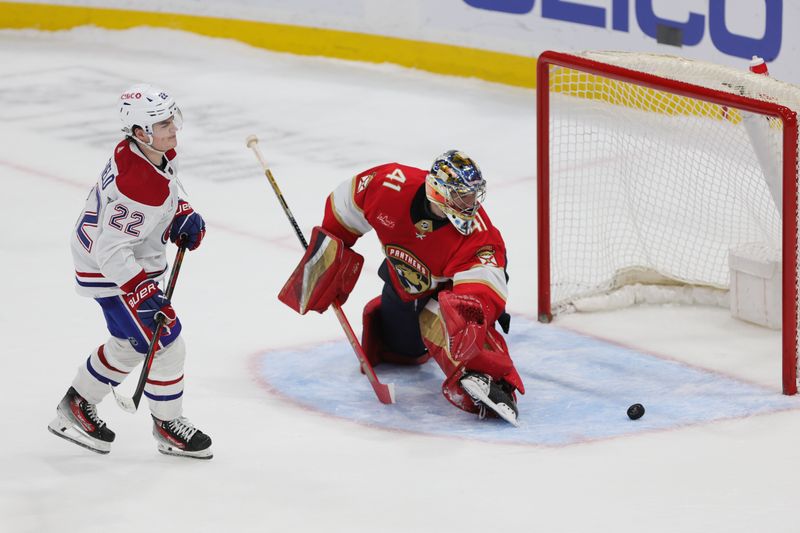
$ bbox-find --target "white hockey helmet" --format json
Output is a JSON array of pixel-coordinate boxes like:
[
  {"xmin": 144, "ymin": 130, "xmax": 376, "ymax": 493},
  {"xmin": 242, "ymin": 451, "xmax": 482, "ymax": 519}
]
[{"xmin": 118, "ymin": 84, "xmax": 183, "ymax": 138}]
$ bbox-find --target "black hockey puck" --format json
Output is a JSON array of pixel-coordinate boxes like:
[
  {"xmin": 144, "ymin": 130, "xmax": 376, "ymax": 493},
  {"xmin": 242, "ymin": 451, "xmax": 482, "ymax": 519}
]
[{"xmin": 627, "ymin": 403, "xmax": 645, "ymax": 420}]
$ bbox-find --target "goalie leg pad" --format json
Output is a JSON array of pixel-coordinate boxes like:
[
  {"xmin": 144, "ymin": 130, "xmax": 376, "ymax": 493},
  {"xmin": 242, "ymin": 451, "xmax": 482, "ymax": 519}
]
[
  {"xmin": 278, "ymin": 226, "xmax": 364, "ymax": 314},
  {"xmin": 419, "ymin": 299, "xmax": 524, "ymax": 414},
  {"xmin": 438, "ymin": 291, "xmax": 488, "ymax": 362},
  {"xmin": 464, "ymin": 329, "xmax": 524, "ymax": 394},
  {"xmin": 419, "ymin": 299, "xmax": 476, "ymax": 412}
]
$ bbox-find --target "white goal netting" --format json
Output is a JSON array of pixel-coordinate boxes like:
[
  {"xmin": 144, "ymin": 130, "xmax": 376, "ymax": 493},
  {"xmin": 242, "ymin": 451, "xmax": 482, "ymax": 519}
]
[{"xmin": 544, "ymin": 51, "xmax": 800, "ymax": 315}]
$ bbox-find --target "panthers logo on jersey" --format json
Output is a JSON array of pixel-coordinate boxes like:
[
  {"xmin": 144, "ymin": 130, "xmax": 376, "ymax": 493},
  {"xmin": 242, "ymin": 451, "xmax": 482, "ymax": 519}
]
[
  {"xmin": 385, "ymin": 245, "xmax": 431, "ymax": 294},
  {"xmin": 476, "ymin": 245, "xmax": 498, "ymax": 267}
]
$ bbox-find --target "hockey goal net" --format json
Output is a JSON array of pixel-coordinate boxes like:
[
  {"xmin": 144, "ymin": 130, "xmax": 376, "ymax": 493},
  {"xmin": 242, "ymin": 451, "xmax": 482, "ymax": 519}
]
[{"xmin": 536, "ymin": 50, "xmax": 800, "ymax": 394}]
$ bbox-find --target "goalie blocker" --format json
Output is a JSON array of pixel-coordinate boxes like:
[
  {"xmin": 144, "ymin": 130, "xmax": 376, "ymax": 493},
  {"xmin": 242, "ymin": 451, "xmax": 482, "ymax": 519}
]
[{"xmin": 279, "ymin": 226, "xmax": 364, "ymax": 314}]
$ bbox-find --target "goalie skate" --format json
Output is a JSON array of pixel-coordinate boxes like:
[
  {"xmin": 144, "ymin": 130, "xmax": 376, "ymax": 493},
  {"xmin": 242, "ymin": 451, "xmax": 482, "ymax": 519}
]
[
  {"xmin": 47, "ymin": 387, "xmax": 115, "ymax": 454},
  {"xmin": 152, "ymin": 415, "xmax": 213, "ymax": 460},
  {"xmin": 460, "ymin": 372, "xmax": 519, "ymax": 427}
]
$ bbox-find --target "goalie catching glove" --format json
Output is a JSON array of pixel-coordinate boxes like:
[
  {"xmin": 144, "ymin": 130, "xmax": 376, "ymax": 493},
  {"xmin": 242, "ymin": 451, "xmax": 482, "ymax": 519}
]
[{"xmin": 279, "ymin": 226, "xmax": 364, "ymax": 314}]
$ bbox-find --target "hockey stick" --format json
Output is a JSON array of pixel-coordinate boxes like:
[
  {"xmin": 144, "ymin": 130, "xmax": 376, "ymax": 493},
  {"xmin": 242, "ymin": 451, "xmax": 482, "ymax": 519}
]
[
  {"xmin": 246, "ymin": 134, "xmax": 396, "ymax": 405},
  {"xmin": 111, "ymin": 245, "xmax": 187, "ymax": 413}
]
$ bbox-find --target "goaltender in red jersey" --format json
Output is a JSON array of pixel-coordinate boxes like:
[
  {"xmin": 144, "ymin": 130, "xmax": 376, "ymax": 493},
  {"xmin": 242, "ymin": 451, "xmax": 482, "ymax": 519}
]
[{"xmin": 280, "ymin": 150, "xmax": 524, "ymax": 426}]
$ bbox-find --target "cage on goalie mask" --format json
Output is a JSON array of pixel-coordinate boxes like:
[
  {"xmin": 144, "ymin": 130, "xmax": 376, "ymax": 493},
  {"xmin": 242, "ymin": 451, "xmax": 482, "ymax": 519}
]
[
  {"xmin": 425, "ymin": 150, "xmax": 486, "ymax": 235},
  {"xmin": 119, "ymin": 84, "xmax": 183, "ymax": 139}
]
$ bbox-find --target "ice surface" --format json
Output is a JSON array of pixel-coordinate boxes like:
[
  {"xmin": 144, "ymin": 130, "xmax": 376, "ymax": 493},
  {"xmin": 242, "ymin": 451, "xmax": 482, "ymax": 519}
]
[
  {"xmin": 2, "ymin": 26, "xmax": 800, "ymax": 533},
  {"xmin": 258, "ymin": 316, "xmax": 797, "ymax": 445}
]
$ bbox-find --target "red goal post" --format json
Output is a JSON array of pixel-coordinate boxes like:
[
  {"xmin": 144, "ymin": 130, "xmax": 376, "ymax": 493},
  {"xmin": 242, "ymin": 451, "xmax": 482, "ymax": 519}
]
[{"xmin": 536, "ymin": 50, "xmax": 800, "ymax": 394}]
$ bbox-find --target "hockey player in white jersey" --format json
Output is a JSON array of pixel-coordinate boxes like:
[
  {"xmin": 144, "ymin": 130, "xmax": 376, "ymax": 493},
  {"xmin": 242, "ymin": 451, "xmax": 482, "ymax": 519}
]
[{"xmin": 48, "ymin": 85, "xmax": 212, "ymax": 459}]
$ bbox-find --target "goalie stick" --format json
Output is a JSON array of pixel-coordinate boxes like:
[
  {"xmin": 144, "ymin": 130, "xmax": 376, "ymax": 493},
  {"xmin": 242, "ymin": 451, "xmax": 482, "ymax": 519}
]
[
  {"xmin": 246, "ymin": 134, "xmax": 396, "ymax": 405},
  {"xmin": 110, "ymin": 245, "xmax": 187, "ymax": 413}
]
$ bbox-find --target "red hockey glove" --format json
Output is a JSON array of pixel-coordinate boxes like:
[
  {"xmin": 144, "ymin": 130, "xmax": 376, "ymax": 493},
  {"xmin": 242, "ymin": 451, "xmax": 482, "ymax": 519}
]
[
  {"xmin": 278, "ymin": 226, "xmax": 364, "ymax": 314},
  {"xmin": 125, "ymin": 280, "xmax": 177, "ymax": 333},
  {"xmin": 438, "ymin": 291, "xmax": 489, "ymax": 362}
]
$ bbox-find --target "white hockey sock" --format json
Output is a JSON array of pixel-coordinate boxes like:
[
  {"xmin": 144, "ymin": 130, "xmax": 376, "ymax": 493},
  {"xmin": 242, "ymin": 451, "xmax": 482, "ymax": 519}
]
[
  {"xmin": 145, "ymin": 336, "xmax": 186, "ymax": 421},
  {"xmin": 72, "ymin": 337, "xmax": 140, "ymax": 404}
]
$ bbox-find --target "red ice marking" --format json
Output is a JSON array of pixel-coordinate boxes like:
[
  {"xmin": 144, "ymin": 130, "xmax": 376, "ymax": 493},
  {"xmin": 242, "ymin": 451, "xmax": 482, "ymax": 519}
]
[{"xmin": 0, "ymin": 158, "xmax": 88, "ymax": 189}]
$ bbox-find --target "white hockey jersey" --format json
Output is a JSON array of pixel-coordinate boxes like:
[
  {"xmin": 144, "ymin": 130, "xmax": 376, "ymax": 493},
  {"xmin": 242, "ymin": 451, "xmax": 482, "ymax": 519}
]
[{"xmin": 71, "ymin": 139, "xmax": 180, "ymax": 298}]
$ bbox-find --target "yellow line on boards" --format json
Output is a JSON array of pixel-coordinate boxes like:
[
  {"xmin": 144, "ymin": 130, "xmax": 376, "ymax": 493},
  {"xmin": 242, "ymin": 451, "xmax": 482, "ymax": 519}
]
[
  {"xmin": 0, "ymin": 1, "xmax": 538, "ymax": 88},
  {"xmin": 3, "ymin": 1, "xmax": 744, "ymax": 124}
]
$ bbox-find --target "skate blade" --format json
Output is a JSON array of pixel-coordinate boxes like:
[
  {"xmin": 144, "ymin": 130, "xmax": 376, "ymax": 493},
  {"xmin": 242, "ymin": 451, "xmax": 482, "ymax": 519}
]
[
  {"xmin": 156, "ymin": 442, "xmax": 213, "ymax": 460},
  {"xmin": 47, "ymin": 416, "xmax": 111, "ymax": 454},
  {"xmin": 460, "ymin": 380, "xmax": 520, "ymax": 428}
]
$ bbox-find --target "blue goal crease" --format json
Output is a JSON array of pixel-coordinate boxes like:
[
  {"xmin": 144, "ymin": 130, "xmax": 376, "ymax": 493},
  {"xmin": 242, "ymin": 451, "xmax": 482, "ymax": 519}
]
[{"xmin": 255, "ymin": 317, "xmax": 800, "ymax": 446}]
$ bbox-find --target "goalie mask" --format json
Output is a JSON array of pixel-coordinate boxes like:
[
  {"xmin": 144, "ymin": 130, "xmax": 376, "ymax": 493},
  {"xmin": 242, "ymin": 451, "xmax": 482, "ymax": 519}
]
[
  {"xmin": 118, "ymin": 84, "xmax": 183, "ymax": 143},
  {"xmin": 425, "ymin": 150, "xmax": 486, "ymax": 235}
]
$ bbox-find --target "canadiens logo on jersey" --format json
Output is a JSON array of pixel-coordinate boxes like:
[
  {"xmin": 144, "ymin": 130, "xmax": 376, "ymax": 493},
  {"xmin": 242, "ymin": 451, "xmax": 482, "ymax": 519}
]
[
  {"xmin": 385, "ymin": 245, "xmax": 431, "ymax": 294},
  {"xmin": 476, "ymin": 245, "xmax": 498, "ymax": 266}
]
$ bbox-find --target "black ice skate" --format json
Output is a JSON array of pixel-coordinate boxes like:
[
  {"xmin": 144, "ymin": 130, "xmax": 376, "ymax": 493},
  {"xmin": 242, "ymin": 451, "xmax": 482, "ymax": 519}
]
[
  {"xmin": 47, "ymin": 387, "xmax": 116, "ymax": 454},
  {"xmin": 152, "ymin": 415, "xmax": 213, "ymax": 460},
  {"xmin": 459, "ymin": 372, "xmax": 519, "ymax": 427}
]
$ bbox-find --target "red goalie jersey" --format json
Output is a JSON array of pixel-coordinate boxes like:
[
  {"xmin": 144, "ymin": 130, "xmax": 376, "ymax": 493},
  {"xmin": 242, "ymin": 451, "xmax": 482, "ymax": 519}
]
[{"xmin": 322, "ymin": 162, "xmax": 508, "ymax": 323}]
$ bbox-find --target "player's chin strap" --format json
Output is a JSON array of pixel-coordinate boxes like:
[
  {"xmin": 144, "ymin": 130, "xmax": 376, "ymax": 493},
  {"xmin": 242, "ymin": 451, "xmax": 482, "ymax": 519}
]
[
  {"xmin": 141, "ymin": 134, "xmax": 161, "ymax": 152},
  {"xmin": 134, "ymin": 133, "xmax": 167, "ymax": 155}
]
